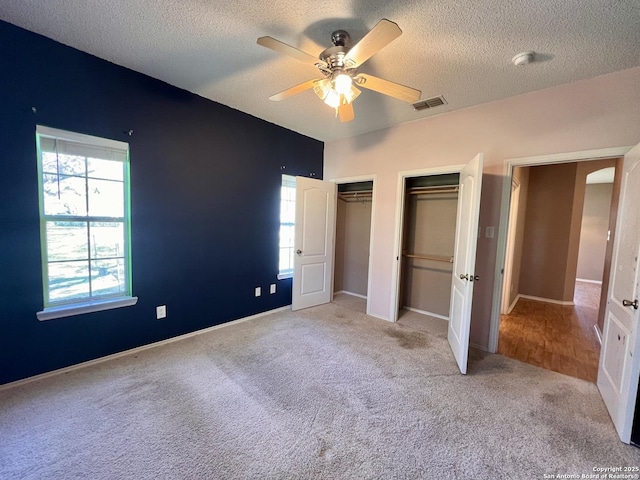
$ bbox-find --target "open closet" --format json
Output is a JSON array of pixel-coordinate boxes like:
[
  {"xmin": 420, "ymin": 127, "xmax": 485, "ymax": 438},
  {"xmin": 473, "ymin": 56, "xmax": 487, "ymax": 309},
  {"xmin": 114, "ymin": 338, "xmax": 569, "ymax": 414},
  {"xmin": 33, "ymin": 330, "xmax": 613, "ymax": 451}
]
[
  {"xmin": 399, "ymin": 173, "xmax": 460, "ymax": 320},
  {"xmin": 334, "ymin": 181, "xmax": 373, "ymax": 311}
]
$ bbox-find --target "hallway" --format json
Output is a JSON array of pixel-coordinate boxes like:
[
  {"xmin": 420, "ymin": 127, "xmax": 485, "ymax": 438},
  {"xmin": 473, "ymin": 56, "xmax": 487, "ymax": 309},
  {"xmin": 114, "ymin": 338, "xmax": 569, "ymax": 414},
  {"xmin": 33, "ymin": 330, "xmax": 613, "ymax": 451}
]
[{"xmin": 497, "ymin": 281, "xmax": 602, "ymax": 382}]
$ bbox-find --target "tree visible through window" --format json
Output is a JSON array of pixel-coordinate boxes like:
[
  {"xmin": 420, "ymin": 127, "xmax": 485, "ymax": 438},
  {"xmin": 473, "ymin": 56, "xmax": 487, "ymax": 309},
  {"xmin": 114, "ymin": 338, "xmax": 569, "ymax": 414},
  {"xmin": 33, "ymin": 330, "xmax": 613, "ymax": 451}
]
[
  {"xmin": 36, "ymin": 126, "xmax": 132, "ymax": 310},
  {"xmin": 278, "ymin": 175, "xmax": 296, "ymax": 278}
]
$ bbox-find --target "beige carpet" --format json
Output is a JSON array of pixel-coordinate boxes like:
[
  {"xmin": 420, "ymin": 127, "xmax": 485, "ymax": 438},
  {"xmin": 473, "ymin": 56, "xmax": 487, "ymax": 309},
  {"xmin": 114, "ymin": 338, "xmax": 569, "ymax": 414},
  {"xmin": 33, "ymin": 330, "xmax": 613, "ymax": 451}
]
[{"xmin": 1, "ymin": 299, "xmax": 639, "ymax": 479}]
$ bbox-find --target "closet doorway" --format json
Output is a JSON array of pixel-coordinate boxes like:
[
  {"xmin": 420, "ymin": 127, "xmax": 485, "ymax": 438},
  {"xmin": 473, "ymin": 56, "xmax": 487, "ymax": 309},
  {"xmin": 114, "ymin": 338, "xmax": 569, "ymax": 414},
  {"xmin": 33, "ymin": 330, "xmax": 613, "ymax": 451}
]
[
  {"xmin": 332, "ymin": 177, "xmax": 375, "ymax": 315},
  {"xmin": 395, "ymin": 171, "xmax": 460, "ymax": 324}
]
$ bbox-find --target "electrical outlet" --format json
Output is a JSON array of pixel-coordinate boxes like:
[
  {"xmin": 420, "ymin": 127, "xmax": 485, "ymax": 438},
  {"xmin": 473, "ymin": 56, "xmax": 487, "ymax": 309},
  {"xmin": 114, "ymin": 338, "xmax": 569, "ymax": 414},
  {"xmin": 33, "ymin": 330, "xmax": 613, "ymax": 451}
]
[
  {"xmin": 485, "ymin": 226, "xmax": 495, "ymax": 238},
  {"xmin": 156, "ymin": 305, "xmax": 167, "ymax": 319},
  {"xmin": 255, "ymin": 287, "xmax": 261, "ymax": 297},
  {"xmin": 270, "ymin": 284, "xmax": 276, "ymax": 294}
]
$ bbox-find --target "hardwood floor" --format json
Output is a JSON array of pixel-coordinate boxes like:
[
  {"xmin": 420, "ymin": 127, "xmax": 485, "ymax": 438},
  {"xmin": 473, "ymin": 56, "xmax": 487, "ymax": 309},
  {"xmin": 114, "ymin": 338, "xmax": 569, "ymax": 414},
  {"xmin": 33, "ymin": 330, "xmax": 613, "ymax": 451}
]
[{"xmin": 497, "ymin": 282, "xmax": 602, "ymax": 382}]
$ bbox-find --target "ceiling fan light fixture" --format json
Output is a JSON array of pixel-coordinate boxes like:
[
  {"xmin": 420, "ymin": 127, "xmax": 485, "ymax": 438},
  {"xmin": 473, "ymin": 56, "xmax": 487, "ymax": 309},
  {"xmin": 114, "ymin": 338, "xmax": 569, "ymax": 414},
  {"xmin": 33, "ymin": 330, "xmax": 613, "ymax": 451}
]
[
  {"xmin": 313, "ymin": 79, "xmax": 331, "ymax": 100},
  {"xmin": 343, "ymin": 85, "xmax": 361, "ymax": 104},
  {"xmin": 333, "ymin": 73, "xmax": 353, "ymax": 95},
  {"xmin": 258, "ymin": 19, "xmax": 421, "ymax": 122},
  {"xmin": 314, "ymin": 78, "xmax": 358, "ymax": 109},
  {"xmin": 324, "ymin": 89, "xmax": 341, "ymax": 109}
]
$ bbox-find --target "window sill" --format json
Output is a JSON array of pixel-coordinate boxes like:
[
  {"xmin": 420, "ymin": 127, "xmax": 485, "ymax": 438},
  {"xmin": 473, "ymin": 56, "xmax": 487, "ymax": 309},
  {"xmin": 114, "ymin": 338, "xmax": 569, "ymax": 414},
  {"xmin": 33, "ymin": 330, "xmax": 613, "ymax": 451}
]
[
  {"xmin": 277, "ymin": 272, "xmax": 293, "ymax": 280},
  {"xmin": 36, "ymin": 296, "xmax": 138, "ymax": 321}
]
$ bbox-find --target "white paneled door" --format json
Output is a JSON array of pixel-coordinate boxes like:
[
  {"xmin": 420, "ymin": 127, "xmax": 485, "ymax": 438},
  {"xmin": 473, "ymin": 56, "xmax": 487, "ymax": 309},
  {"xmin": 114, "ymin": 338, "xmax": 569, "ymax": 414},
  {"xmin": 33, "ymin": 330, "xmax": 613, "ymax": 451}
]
[
  {"xmin": 597, "ymin": 143, "xmax": 640, "ymax": 443},
  {"xmin": 448, "ymin": 153, "xmax": 484, "ymax": 374},
  {"xmin": 292, "ymin": 176, "xmax": 336, "ymax": 311}
]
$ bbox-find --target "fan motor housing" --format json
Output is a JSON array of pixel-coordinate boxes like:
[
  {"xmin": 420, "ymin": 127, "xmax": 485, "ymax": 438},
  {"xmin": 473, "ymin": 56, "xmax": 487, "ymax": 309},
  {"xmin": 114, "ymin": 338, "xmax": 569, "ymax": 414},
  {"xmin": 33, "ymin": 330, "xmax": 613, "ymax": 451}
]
[
  {"xmin": 320, "ymin": 46, "xmax": 350, "ymax": 69},
  {"xmin": 331, "ymin": 30, "xmax": 351, "ymax": 47},
  {"xmin": 319, "ymin": 29, "xmax": 357, "ymax": 72}
]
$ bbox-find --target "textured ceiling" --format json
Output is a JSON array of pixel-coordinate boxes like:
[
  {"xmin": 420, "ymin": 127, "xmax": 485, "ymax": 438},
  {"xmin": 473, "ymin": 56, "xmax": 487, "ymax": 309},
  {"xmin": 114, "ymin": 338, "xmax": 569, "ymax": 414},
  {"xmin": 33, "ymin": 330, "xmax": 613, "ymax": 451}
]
[{"xmin": 1, "ymin": 0, "xmax": 639, "ymax": 141}]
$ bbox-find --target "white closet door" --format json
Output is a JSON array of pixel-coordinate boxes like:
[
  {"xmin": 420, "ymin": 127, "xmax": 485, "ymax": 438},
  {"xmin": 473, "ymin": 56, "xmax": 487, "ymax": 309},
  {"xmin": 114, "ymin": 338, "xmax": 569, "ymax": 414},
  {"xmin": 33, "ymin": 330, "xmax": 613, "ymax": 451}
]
[
  {"xmin": 597, "ymin": 142, "xmax": 640, "ymax": 443},
  {"xmin": 292, "ymin": 176, "xmax": 336, "ymax": 311},
  {"xmin": 448, "ymin": 153, "xmax": 483, "ymax": 374}
]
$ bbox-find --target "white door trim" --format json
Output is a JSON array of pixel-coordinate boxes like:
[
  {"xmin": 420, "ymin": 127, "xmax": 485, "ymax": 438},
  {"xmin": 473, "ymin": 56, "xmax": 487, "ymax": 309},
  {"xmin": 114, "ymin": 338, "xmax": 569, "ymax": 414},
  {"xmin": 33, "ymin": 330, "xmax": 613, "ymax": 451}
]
[
  {"xmin": 391, "ymin": 164, "xmax": 466, "ymax": 322},
  {"xmin": 501, "ymin": 178, "xmax": 521, "ymax": 314},
  {"xmin": 489, "ymin": 146, "xmax": 634, "ymax": 352},
  {"xmin": 329, "ymin": 174, "xmax": 377, "ymax": 317}
]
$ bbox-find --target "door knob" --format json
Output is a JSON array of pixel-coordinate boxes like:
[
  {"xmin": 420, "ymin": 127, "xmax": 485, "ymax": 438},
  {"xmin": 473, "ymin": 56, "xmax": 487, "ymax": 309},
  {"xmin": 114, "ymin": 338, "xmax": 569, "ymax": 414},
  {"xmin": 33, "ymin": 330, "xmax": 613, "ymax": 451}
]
[
  {"xmin": 296, "ymin": 249, "xmax": 302, "ymax": 255},
  {"xmin": 459, "ymin": 274, "xmax": 469, "ymax": 280},
  {"xmin": 622, "ymin": 299, "xmax": 639, "ymax": 310}
]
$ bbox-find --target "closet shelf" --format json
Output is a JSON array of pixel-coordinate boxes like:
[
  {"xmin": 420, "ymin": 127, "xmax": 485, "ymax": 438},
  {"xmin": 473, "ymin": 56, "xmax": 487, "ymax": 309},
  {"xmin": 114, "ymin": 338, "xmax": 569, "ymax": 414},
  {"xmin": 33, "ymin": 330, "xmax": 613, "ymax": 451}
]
[
  {"xmin": 338, "ymin": 190, "xmax": 373, "ymax": 202},
  {"xmin": 403, "ymin": 253, "xmax": 454, "ymax": 263},
  {"xmin": 407, "ymin": 185, "xmax": 459, "ymax": 195}
]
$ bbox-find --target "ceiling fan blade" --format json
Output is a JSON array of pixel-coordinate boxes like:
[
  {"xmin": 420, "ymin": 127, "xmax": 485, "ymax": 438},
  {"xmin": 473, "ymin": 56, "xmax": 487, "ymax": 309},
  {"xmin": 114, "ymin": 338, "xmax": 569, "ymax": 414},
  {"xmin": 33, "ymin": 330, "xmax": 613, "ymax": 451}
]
[
  {"xmin": 269, "ymin": 79, "xmax": 322, "ymax": 101},
  {"xmin": 356, "ymin": 73, "xmax": 421, "ymax": 103},
  {"xmin": 338, "ymin": 101, "xmax": 354, "ymax": 123},
  {"xmin": 343, "ymin": 19, "xmax": 402, "ymax": 68},
  {"xmin": 257, "ymin": 36, "xmax": 323, "ymax": 66}
]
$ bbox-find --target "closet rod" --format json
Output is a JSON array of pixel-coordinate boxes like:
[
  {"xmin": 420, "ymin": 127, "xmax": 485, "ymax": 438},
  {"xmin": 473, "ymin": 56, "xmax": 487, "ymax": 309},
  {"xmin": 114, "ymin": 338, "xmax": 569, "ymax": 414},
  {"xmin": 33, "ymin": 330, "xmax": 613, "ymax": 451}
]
[
  {"xmin": 339, "ymin": 197, "xmax": 372, "ymax": 203},
  {"xmin": 403, "ymin": 253, "xmax": 454, "ymax": 263}
]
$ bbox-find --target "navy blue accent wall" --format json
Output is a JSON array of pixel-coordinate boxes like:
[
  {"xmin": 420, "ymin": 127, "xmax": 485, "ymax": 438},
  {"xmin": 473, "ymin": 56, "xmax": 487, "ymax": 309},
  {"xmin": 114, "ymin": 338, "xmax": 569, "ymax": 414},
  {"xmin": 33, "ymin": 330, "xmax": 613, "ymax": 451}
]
[{"xmin": 0, "ymin": 20, "xmax": 323, "ymax": 385}]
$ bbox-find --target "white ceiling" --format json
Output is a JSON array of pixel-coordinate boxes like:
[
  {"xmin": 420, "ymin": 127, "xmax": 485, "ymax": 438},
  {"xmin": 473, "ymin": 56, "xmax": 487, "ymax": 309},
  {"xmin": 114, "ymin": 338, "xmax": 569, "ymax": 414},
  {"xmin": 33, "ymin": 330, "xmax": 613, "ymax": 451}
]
[{"xmin": 1, "ymin": 0, "xmax": 639, "ymax": 142}]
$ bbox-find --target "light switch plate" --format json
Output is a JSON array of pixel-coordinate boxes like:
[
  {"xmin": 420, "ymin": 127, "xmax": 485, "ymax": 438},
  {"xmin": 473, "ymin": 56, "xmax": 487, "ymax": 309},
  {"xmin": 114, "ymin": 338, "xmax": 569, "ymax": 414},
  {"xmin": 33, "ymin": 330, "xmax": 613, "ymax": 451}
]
[
  {"xmin": 270, "ymin": 284, "xmax": 276, "ymax": 294},
  {"xmin": 485, "ymin": 226, "xmax": 495, "ymax": 238},
  {"xmin": 156, "ymin": 305, "xmax": 167, "ymax": 319},
  {"xmin": 255, "ymin": 287, "xmax": 261, "ymax": 297}
]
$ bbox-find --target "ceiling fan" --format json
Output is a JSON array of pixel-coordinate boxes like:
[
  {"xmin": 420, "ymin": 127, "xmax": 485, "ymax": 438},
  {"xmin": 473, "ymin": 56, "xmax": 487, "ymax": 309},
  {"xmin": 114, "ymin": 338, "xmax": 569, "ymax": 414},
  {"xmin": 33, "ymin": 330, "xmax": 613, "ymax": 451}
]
[{"xmin": 257, "ymin": 19, "xmax": 421, "ymax": 122}]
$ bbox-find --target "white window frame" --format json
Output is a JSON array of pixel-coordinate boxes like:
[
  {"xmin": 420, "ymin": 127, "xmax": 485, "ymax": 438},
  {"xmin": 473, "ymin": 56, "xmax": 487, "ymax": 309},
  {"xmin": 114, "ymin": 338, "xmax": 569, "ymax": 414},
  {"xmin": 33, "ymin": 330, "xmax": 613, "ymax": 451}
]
[
  {"xmin": 35, "ymin": 125, "xmax": 137, "ymax": 320},
  {"xmin": 277, "ymin": 174, "xmax": 296, "ymax": 280}
]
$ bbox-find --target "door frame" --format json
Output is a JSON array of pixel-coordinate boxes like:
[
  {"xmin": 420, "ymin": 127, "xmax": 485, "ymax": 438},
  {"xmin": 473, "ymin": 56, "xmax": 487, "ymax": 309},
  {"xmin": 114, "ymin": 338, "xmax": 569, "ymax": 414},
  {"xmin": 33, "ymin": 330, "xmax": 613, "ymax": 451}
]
[
  {"xmin": 489, "ymin": 146, "xmax": 635, "ymax": 352},
  {"xmin": 500, "ymin": 177, "xmax": 521, "ymax": 314},
  {"xmin": 390, "ymin": 164, "xmax": 466, "ymax": 322},
  {"xmin": 329, "ymin": 174, "xmax": 377, "ymax": 317}
]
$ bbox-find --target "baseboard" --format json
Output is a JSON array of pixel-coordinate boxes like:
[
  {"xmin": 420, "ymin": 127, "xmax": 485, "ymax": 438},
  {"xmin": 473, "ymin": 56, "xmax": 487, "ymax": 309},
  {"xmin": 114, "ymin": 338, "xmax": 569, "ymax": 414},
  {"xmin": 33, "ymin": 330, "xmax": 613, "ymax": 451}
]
[
  {"xmin": 507, "ymin": 295, "xmax": 520, "ymax": 314},
  {"xmin": 576, "ymin": 278, "xmax": 603, "ymax": 285},
  {"xmin": 367, "ymin": 312, "xmax": 393, "ymax": 322},
  {"xmin": 594, "ymin": 324, "xmax": 603, "ymax": 345},
  {"xmin": 518, "ymin": 294, "xmax": 574, "ymax": 306},
  {"xmin": 334, "ymin": 290, "xmax": 367, "ymax": 300},
  {"xmin": 470, "ymin": 342, "xmax": 489, "ymax": 352},
  {"xmin": 402, "ymin": 306, "xmax": 449, "ymax": 322},
  {"xmin": 0, "ymin": 305, "xmax": 291, "ymax": 391}
]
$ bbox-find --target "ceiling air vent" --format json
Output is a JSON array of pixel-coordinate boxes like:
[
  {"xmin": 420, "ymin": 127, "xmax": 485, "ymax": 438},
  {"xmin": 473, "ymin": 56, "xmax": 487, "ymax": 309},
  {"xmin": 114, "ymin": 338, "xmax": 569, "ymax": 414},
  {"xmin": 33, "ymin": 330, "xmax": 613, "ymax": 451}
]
[{"xmin": 413, "ymin": 96, "xmax": 447, "ymax": 111}]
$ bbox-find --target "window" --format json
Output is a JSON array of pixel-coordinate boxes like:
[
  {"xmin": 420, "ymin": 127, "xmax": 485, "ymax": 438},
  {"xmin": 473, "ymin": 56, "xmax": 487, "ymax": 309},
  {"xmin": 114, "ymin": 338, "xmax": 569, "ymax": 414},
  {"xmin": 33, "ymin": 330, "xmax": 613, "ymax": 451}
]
[
  {"xmin": 35, "ymin": 126, "xmax": 136, "ymax": 320},
  {"xmin": 278, "ymin": 175, "xmax": 296, "ymax": 279}
]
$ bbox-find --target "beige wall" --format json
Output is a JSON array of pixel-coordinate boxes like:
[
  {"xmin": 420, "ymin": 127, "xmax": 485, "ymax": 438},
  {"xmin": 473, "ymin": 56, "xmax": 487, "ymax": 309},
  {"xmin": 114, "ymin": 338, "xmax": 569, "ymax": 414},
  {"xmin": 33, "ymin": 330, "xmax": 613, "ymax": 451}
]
[
  {"xmin": 402, "ymin": 192, "xmax": 457, "ymax": 317},
  {"xmin": 519, "ymin": 163, "xmax": 578, "ymax": 301},
  {"xmin": 334, "ymin": 198, "xmax": 372, "ymax": 296},
  {"xmin": 598, "ymin": 158, "xmax": 624, "ymax": 333},
  {"xmin": 577, "ymin": 183, "xmax": 614, "ymax": 281},
  {"xmin": 334, "ymin": 199, "xmax": 346, "ymax": 293},
  {"xmin": 324, "ymin": 66, "xmax": 640, "ymax": 349}
]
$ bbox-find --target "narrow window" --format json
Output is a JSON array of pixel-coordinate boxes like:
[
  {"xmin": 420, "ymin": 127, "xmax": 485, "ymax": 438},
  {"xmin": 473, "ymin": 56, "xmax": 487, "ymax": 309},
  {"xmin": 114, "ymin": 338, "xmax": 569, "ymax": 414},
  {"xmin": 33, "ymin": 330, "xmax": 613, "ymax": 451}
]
[
  {"xmin": 278, "ymin": 175, "xmax": 296, "ymax": 279},
  {"xmin": 35, "ymin": 126, "xmax": 136, "ymax": 320}
]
